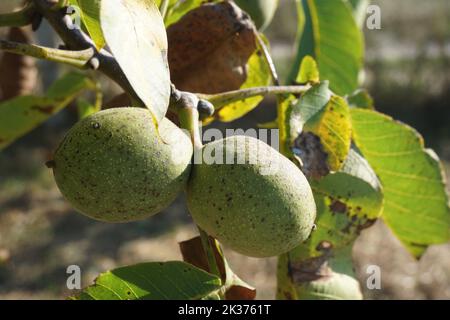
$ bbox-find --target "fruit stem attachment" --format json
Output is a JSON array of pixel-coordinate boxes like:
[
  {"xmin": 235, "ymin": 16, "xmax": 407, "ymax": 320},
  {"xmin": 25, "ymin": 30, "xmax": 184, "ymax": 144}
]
[
  {"xmin": 0, "ymin": 3, "xmax": 36, "ymax": 27},
  {"xmin": 197, "ymin": 85, "xmax": 309, "ymax": 110},
  {"xmin": 174, "ymin": 87, "xmax": 223, "ymax": 283},
  {"xmin": 0, "ymin": 39, "xmax": 94, "ymax": 68}
]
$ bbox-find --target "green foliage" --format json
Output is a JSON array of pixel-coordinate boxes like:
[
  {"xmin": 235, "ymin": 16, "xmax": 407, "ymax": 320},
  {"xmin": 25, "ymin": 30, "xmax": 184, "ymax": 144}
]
[
  {"xmin": 291, "ymin": 0, "xmax": 364, "ymax": 95},
  {"xmin": 0, "ymin": 0, "xmax": 448, "ymax": 302},
  {"xmin": 0, "ymin": 72, "xmax": 95, "ymax": 150},
  {"xmin": 234, "ymin": 0, "xmax": 280, "ymax": 31},
  {"xmin": 347, "ymin": 89, "xmax": 374, "ymax": 109},
  {"xmin": 100, "ymin": 0, "xmax": 171, "ymax": 123},
  {"xmin": 293, "ymin": 149, "xmax": 383, "ymax": 260},
  {"xmin": 73, "ymin": 261, "xmax": 222, "ymax": 300},
  {"xmin": 215, "ymin": 47, "xmax": 271, "ymax": 122},
  {"xmin": 351, "ymin": 109, "xmax": 450, "ymax": 257},
  {"xmin": 68, "ymin": 0, "xmax": 105, "ymax": 50}
]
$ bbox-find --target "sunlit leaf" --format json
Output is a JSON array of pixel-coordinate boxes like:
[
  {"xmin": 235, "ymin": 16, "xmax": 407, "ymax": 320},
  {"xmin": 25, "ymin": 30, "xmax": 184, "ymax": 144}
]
[
  {"xmin": 351, "ymin": 109, "xmax": 450, "ymax": 257},
  {"xmin": 69, "ymin": 0, "xmax": 105, "ymax": 50},
  {"xmin": 291, "ymin": 0, "xmax": 364, "ymax": 95},
  {"xmin": 216, "ymin": 49, "xmax": 271, "ymax": 122},
  {"xmin": 73, "ymin": 261, "xmax": 222, "ymax": 300},
  {"xmin": 295, "ymin": 55, "xmax": 320, "ymax": 84},
  {"xmin": 101, "ymin": 0, "xmax": 171, "ymax": 122},
  {"xmin": 347, "ymin": 89, "xmax": 374, "ymax": 109}
]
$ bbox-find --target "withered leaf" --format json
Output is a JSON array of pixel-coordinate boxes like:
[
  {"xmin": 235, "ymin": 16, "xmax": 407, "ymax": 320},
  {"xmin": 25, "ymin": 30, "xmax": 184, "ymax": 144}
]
[{"xmin": 167, "ymin": 1, "xmax": 257, "ymax": 94}]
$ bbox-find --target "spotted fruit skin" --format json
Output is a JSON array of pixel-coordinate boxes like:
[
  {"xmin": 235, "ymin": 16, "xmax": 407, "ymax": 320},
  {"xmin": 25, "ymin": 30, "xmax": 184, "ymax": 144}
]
[
  {"xmin": 53, "ymin": 107, "xmax": 193, "ymax": 222},
  {"xmin": 187, "ymin": 135, "xmax": 316, "ymax": 257}
]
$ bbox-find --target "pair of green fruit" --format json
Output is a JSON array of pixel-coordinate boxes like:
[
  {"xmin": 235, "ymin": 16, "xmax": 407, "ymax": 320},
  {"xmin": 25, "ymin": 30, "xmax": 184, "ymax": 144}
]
[{"xmin": 52, "ymin": 108, "xmax": 316, "ymax": 258}]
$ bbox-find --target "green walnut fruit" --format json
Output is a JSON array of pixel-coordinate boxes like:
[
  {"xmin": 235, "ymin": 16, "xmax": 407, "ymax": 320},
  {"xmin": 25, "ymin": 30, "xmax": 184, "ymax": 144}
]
[
  {"xmin": 295, "ymin": 273, "xmax": 363, "ymax": 300},
  {"xmin": 52, "ymin": 107, "xmax": 193, "ymax": 223},
  {"xmin": 235, "ymin": 0, "xmax": 279, "ymax": 31},
  {"xmin": 187, "ymin": 135, "xmax": 316, "ymax": 257}
]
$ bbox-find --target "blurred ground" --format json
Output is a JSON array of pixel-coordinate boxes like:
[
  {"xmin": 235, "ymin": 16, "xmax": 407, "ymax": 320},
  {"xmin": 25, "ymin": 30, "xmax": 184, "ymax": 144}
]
[{"xmin": 1, "ymin": 0, "xmax": 449, "ymax": 300}]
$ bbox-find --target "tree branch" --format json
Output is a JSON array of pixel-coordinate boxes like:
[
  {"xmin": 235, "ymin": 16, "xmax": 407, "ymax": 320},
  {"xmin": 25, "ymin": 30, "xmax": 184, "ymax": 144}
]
[
  {"xmin": 0, "ymin": 39, "xmax": 94, "ymax": 68},
  {"xmin": 198, "ymin": 85, "xmax": 309, "ymax": 110},
  {"xmin": 32, "ymin": 0, "xmax": 145, "ymax": 107}
]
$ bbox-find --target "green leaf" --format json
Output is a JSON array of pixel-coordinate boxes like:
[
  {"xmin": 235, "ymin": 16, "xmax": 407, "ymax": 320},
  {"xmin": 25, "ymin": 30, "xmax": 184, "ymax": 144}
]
[
  {"xmin": 100, "ymin": 0, "xmax": 171, "ymax": 122},
  {"xmin": 303, "ymin": 95, "xmax": 352, "ymax": 171},
  {"xmin": 345, "ymin": 0, "xmax": 370, "ymax": 28},
  {"xmin": 283, "ymin": 82, "xmax": 351, "ymax": 172},
  {"xmin": 69, "ymin": 0, "xmax": 105, "ymax": 50},
  {"xmin": 215, "ymin": 47, "xmax": 271, "ymax": 122},
  {"xmin": 77, "ymin": 99, "xmax": 100, "ymax": 119},
  {"xmin": 347, "ymin": 89, "xmax": 374, "ymax": 109},
  {"xmin": 287, "ymin": 82, "xmax": 331, "ymax": 146},
  {"xmin": 179, "ymin": 236, "xmax": 256, "ymax": 300},
  {"xmin": 0, "ymin": 72, "xmax": 95, "ymax": 150},
  {"xmin": 291, "ymin": 0, "xmax": 364, "ymax": 95},
  {"xmin": 73, "ymin": 261, "xmax": 222, "ymax": 300},
  {"xmin": 165, "ymin": 0, "xmax": 212, "ymax": 27},
  {"xmin": 289, "ymin": 149, "xmax": 383, "ymax": 260},
  {"xmin": 295, "ymin": 55, "xmax": 320, "ymax": 84},
  {"xmin": 351, "ymin": 109, "xmax": 450, "ymax": 257}
]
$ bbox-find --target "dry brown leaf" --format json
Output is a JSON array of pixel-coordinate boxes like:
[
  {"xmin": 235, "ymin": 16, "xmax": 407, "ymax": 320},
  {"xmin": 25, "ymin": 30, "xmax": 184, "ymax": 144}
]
[{"xmin": 167, "ymin": 1, "xmax": 257, "ymax": 94}]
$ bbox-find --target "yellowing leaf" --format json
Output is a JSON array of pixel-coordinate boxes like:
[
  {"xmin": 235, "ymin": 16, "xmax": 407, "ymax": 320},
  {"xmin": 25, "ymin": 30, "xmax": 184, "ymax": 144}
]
[
  {"xmin": 304, "ymin": 95, "xmax": 352, "ymax": 172},
  {"xmin": 216, "ymin": 49, "xmax": 271, "ymax": 122}
]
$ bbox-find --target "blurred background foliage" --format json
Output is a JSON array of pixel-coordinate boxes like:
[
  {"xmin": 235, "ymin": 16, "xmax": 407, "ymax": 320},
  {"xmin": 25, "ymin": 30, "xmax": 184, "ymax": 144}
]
[{"xmin": 0, "ymin": 0, "xmax": 449, "ymax": 299}]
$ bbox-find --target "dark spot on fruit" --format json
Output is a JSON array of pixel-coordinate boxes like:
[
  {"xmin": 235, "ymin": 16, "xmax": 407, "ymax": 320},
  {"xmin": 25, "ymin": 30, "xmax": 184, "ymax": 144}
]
[{"xmin": 91, "ymin": 122, "xmax": 100, "ymax": 130}]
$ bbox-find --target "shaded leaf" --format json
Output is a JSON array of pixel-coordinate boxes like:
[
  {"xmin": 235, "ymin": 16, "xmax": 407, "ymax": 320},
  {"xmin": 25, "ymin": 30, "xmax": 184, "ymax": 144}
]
[
  {"xmin": 291, "ymin": 0, "xmax": 364, "ymax": 95},
  {"xmin": 101, "ymin": 0, "xmax": 170, "ymax": 122},
  {"xmin": 347, "ymin": 89, "xmax": 374, "ymax": 109},
  {"xmin": 180, "ymin": 236, "xmax": 256, "ymax": 300},
  {"xmin": 0, "ymin": 72, "xmax": 95, "ymax": 150},
  {"xmin": 351, "ymin": 109, "xmax": 450, "ymax": 257},
  {"xmin": 77, "ymin": 99, "xmax": 100, "ymax": 119},
  {"xmin": 73, "ymin": 261, "xmax": 221, "ymax": 300}
]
